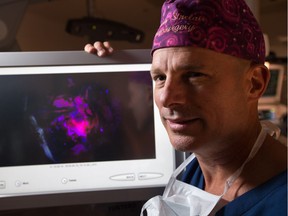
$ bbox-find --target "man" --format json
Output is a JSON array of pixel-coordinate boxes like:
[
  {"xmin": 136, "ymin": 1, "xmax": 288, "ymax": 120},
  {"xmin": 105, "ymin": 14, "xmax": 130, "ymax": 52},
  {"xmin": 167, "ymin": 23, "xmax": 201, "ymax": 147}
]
[{"xmin": 85, "ymin": 0, "xmax": 287, "ymax": 215}]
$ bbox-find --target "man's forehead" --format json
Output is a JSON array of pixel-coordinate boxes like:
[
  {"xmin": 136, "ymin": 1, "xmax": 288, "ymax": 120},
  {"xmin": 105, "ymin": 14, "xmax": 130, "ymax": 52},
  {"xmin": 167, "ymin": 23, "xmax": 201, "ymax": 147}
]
[
  {"xmin": 153, "ymin": 46, "xmax": 250, "ymax": 62},
  {"xmin": 152, "ymin": 46, "xmax": 228, "ymax": 64},
  {"xmin": 151, "ymin": 46, "xmax": 250, "ymax": 73}
]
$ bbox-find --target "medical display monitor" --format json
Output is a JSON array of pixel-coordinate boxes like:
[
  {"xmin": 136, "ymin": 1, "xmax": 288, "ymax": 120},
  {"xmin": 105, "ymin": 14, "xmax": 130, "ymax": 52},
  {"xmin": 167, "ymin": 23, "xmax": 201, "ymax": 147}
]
[
  {"xmin": 0, "ymin": 50, "xmax": 178, "ymax": 210},
  {"xmin": 260, "ymin": 64, "xmax": 285, "ymax": 104}
]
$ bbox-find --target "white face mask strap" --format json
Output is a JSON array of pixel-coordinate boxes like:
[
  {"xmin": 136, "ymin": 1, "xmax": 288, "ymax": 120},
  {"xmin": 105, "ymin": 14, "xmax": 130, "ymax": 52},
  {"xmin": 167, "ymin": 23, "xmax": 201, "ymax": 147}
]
[
  {"xmin": 261, "ymin": 120, "xmax": 281, "ymax": 139},
  {"xmin": 163, "ymin": 153, "xmax": 196, "ymax": 198},
  {"xmin": 223, "ymin": 126, "xmax": 267, "ymax": 194},
  {"xmin": 172, "ymin": 153, "xmax": 196, "ymax": 178}
]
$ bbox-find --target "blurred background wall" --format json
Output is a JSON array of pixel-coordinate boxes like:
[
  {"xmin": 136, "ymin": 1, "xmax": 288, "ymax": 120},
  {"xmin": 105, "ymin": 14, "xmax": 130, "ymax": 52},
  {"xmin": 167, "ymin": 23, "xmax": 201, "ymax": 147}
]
[{"xmin": 10, "ymin": 0, "xmax": 286, "ymax": 58}]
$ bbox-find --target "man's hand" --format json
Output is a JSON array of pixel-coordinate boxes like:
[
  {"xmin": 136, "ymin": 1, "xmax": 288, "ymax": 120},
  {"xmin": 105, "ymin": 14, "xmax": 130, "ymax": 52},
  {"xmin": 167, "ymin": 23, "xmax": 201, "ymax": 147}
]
[{"xmin": 84, "ymin": 41, "xmax": 114, "ymax": 56}]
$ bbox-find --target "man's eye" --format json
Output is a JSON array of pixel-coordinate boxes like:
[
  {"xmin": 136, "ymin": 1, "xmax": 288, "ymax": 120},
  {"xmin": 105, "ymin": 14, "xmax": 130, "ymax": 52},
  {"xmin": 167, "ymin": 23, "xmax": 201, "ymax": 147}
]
[
  {"xmin": 187, "ymin": 72, "xmax": 205, "ymax": 78},
  {"xmin": 153, "ymin": 75, "xmax": 166, "ymax": 82}
]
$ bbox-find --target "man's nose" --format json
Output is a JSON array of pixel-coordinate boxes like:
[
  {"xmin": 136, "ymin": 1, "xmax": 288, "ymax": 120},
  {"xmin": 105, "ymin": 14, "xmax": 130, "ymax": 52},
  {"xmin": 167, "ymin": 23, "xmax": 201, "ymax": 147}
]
[{"xmin": 158, "ymin": 78, "xmax": 187, "ymax": 108}]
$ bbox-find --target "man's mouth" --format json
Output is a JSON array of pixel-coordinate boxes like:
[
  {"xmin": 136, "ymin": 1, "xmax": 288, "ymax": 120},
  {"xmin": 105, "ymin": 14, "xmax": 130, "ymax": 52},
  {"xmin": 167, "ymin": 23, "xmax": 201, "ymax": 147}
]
[{"xmin": 164, "ymin": 117, "xmax": 200, "ymax": 131}]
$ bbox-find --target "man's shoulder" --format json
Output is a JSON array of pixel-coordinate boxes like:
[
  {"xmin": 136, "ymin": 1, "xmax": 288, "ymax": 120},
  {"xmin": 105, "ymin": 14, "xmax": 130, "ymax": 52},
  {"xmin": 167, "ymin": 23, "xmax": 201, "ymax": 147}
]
[{"xmin": 217, "ymin": 169, "xmax": 287, "ymax": 216}]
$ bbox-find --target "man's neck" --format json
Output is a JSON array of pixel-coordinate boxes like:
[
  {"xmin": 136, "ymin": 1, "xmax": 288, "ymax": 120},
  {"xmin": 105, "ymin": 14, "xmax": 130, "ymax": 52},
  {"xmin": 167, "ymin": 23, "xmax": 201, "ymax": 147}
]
[{"xmin": 195, "ymin": 123, "xmax": 262, "ymax": 195}]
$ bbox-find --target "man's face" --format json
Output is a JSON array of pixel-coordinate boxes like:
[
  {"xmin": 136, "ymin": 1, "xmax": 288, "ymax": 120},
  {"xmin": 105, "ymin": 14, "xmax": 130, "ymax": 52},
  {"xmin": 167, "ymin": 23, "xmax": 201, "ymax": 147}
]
[{"xmin": 151, "ymin": 47, "xmax": 252, "ymax": 153}]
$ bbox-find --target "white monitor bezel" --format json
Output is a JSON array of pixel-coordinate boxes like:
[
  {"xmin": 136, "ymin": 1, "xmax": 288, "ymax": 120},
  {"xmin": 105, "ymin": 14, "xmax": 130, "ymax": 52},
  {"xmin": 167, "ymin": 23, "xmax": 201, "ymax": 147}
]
[{"xmin": 0, "ymin": 50, "xmax": 182, "ymax": 210}]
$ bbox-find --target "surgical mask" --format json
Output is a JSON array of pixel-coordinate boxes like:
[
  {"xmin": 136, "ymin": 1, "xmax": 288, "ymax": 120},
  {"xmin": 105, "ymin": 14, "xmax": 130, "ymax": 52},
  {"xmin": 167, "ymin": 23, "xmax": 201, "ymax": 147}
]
[{"xmin": 141, "ymin": 121, "xmax": 278, "ymax": 216}]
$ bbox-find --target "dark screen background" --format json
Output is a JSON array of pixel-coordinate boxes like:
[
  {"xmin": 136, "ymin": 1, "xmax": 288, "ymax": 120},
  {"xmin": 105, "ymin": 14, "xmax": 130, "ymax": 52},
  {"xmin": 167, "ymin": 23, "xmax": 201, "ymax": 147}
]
[{"xmin": 0, "ymin": 71, "xmax": 155, "ymax": 167}]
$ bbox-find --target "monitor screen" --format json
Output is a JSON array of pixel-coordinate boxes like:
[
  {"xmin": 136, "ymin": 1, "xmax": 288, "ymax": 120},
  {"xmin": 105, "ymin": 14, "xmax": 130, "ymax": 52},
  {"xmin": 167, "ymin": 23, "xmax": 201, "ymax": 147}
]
[
  {"xmin": 0, "ymin": 71, "xmax": 156, "ymax": 166},
  {"xmin": 259, "ymin": 64, "xmax": 285, "ymax": 104},
  {"xmin": 0, "ymin": 50, "xmax": 179, "ymax": 210}
]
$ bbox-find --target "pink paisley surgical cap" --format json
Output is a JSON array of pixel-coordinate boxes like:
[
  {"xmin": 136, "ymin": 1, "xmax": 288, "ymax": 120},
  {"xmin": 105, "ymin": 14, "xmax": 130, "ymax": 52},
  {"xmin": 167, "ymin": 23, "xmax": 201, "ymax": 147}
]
[{"xmin": 152, "ymin": 0, "xmax": 266, "ymax": 64}]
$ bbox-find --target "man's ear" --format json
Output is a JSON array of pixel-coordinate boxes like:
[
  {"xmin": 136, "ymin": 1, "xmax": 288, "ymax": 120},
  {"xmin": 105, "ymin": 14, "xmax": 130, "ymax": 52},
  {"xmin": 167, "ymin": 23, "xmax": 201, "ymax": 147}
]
[{"xmin": 247, "ymin": 64, "xmax": 270, "ymax": 100}]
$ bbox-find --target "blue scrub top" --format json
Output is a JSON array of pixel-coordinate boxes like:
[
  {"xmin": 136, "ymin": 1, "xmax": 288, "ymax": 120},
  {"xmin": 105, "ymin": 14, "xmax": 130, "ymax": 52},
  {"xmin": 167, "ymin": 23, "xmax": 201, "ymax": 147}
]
[{"xmin": 181, "ymin": 158, "xmax": 287, "ymax": 216}]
